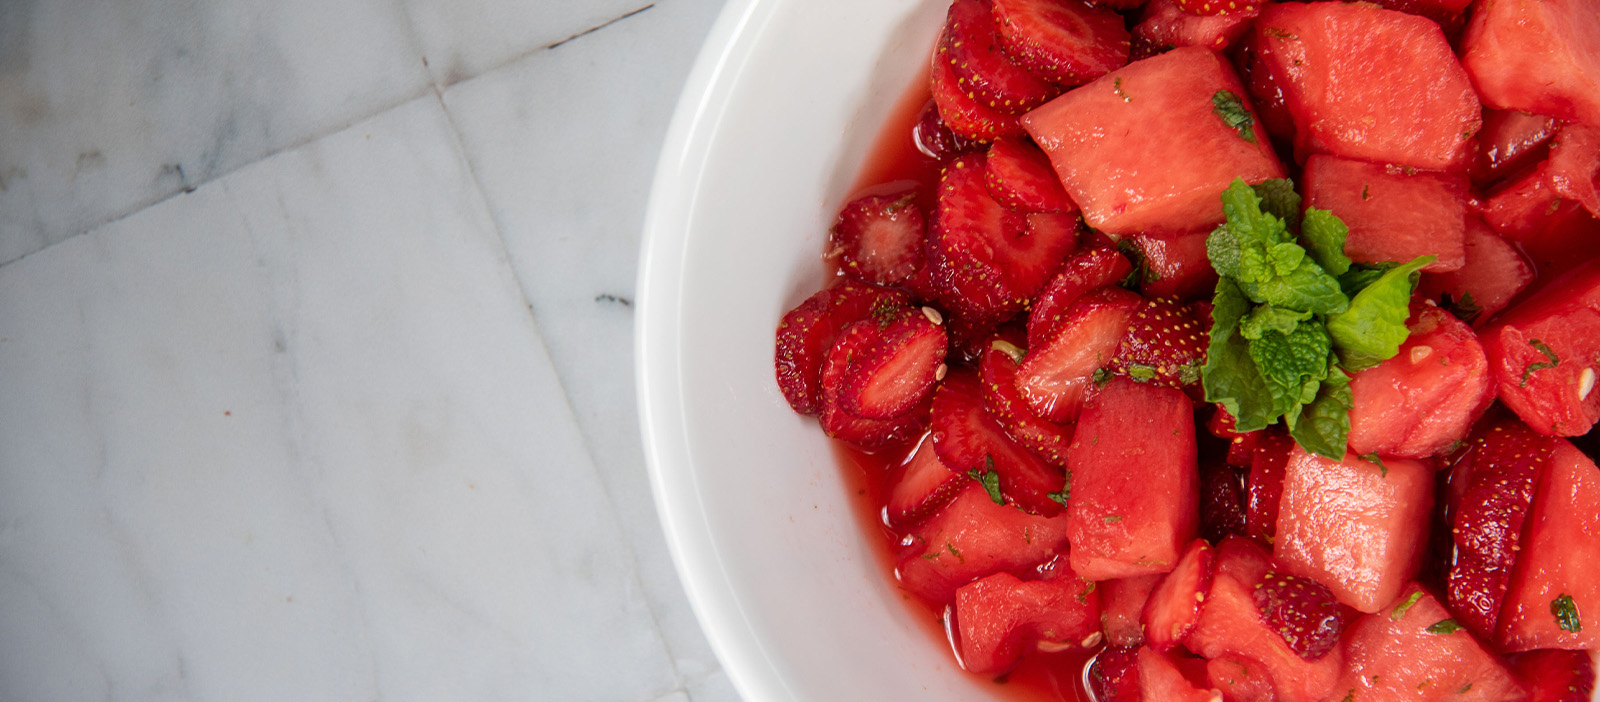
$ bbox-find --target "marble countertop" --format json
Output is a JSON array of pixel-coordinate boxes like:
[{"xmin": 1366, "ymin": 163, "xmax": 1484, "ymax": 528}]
[{"xmin": 0, "ymin": 0, "xmax": 739, "ymax": 700}]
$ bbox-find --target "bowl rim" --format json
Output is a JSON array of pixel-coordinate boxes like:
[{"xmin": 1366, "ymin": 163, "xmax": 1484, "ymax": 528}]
[{"xmin": 635, "ymin": 0, "xmax": 795, "ymax": 699}]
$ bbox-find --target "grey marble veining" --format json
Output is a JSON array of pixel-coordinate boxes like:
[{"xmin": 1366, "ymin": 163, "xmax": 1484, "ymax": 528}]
[{"xmin": 0, "ymin": 0, "xmax": 740, "ymax": 700}]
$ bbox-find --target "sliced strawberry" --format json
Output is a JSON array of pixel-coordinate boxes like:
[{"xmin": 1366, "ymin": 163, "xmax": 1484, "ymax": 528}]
[
  {"xmin": 1252, "ymin": 570, "xmax": 1344, "ymax": 661},
  {"xmin": 991, "ymin": 0, "xmax": 1131, "ymax": 87},
  {"xmin": 896, "ymin": 481, "xmax": 1074, "ymax": 603},
  {"xmin": 887, "ymin": 435, "xmax": 967, "ymax": 529},
  {"xmin": 1174, "ymin": 0, "xmax": 1259, "ymax": 16},
  {"xmin": 818, "ymin": 321, "xmax": 931, "ymax": 449},
  {"xmin": 1244, "ymin": 428, "xmax": 1292, "ymax": 545},
  {"xmin": 775, "ymin": 280, "xmax": 911, "ymax": 414},
  {"xmin": 1445, "ymin": 415, "xmax": 1556, "ymax": 639},
  {"xmin": 980, "ymin": 339, "xmax": 1075, "ymax": 465},
  {"xmin": 953, "ymin": 570, "xmax": 1101, "ymax": 675},
  {"xmin": 1016, "ymin": 286, "xmax": 1143, "ymax": 422},
  {"xmin": 1199, "ymin": 458, "xmax": 1248, "ymax": 543},
  {"xmin": 1123, "ymin": 231, "xmax": 1219, "ymax": 302},
  {"xmin": 1088, "ymin": 646, "xmax": 1144, "ymax": 702},
  {"xmin": 835, "ymin": 306, "xmax": 948, "ymax": 419},
  {"xmin": 1470, "ymin": 108, "xmax": 1560, "ymax": 189},
  {"xmin": 913, "ymin": 98, "xmax": 971, "ymax": 162},
  {"xmin": 984, "ymin": 137, "xmax": 1077, "ymax": 213},
  {"xmin": 1109, "ymin": 296, "xmax": 1207, "ymax": 389},
  {"xmin": 1509, "ymin": 649, "xmax": 1597, "ymax": 702},
  {"xmin": 929, "ymin": 48, "xmax": 1024, "ymax": 143},
  {"xmin": 940, "ymin": 0, "xmax": 1064, "ymax": 115},
  {"xmin": 1142, "ymin": 538, "xmax": 1216, "ymax": 651},
  {"xmin": 1206, "ymin": 405, "xmax": 1259, "ymax": 467},
  {"xmin": 931, "ymin": 370, "xmax": 1069, "ymax": 516},
  {"xmin": 931, "ymin": 154, "xmax": 1077, "ymax": 326},
  {"xmin": 1101, "ymin": 574, "xmax": 1163, "ymax": 647},
  {"xmin": 1026, "ymin": 247, "xmax": 1134, "ymax": 349},
  {"xmin": 827, "ymin": 190, "xmax": 927, "ymax": 286}
]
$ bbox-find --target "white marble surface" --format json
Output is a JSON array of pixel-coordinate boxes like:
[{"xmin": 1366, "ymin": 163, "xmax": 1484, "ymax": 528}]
[{"xmin": 0, "ymin": 1, "xmax": 739, "ymax": 700}]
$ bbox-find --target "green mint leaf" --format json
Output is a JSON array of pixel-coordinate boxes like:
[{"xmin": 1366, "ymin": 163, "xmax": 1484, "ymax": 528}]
[
  {"xmin": 1288, "ymin": 365, "xmax": 1352, "ymax": 459},
  {"xmin": 1552, "ymin": 593, "xmax": 1582, "ymax": 632},
  {"xmin": 1048, "ymin": 471, "xmax": 1072, "ymax": 508},
  {"xmin": 1217, "ymin": 180, "xmax": 1349, "ymax": 315},
  {"xmin": 1202, "ymin": 278, "xmax": 1278, "ymax": 433},
  {"xmin": 1391, "ymin": 591, "xmax": 1424, "ymax": 620},
  {"xmin": 1212, "ymin": 89, "xmax": 1258, "ymax": 144},
  {"xmin": 968, "ymin": 456, "xmax": 1004, "ymax": 506},
  {"xmin": 1252, "ymin": 178, "xmax": 1302, "ymax": 230},
  {"xmin": 1426, "ymin": 619, "xmax": 1463, "ymax": 635},
  {"xmin": 1338, "ymin": 263, "xmax": 1395, "ymax": 297},
  {"xmin": 1238, "ymin": 305, "xmax": 1313, "ymax": 340},
  {"xmin": 1247, "ymin": 320, "xmax": 1333, "ymax": 420},
  {"xmin": 1361, "ymin": 452, "xmax": 1389, "ymax": 477},
  {"xmin": 1300, "ymin": 208, "xmax": 1351, "ymax": 276},
  {"xmin": 1327, "ymin": 255, "xmax": 1434, "ymax": 370},
  {"xmin": 1092, "ymin": 367, "xmax": 1113, "ymax": 389},
  {"xmin": 1102, "ymin": 514, "xmax": 1124, "ymax": 524},
  {"xmin": 1207, "ymin": 224, "xmax": 1243, "ymax": 279},
  {"xmin": 1521, "ymin": 339, "xmax": 1560, "ymax": 387}
]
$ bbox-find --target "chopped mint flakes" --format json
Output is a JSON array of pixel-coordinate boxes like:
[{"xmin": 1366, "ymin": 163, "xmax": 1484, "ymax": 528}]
[
  {"xmin": 1552, "ymin": 594, "xmax": 1582, "ymax": 633},
  {"xmin": 1202, "ymin": 178, "xmax": 1422, "ymax": 458},
  {"xmin": 968, "ymin": 456, "xmax": 1004, "ymax": 506},
  {"xmin": 1212, "ymin": 90, "xmax": 1258, "ymax": 144}
]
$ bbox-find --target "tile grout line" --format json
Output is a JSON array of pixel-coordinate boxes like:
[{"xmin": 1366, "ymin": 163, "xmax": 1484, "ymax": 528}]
[{"xmin": 428, "ymin": 78, "xmax": 696, "ymax": 700}]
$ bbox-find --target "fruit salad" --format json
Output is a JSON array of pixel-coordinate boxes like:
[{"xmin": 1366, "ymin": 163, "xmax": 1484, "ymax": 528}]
[{"xmin": 772, "ymin": 0, "xmax": 1600, "ymax": 699}]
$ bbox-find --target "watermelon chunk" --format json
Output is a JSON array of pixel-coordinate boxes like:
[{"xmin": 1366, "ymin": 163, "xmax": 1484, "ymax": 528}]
[
  {"xmin": 1345, "ymin": 304, "xmax": 1495, "ymax": 459},
  {"xmin": 1065, "ymin": 375, "xmax": 1198, "ymax": 580},
  {"xmin": 1333, "ymin": 584, "xmax": 1527, "ymax": 702},
  {"xmin": 1272, "ymin": 447, "xmax": 1434, "ymax": 613},
  {"xmin": 897, "ymin": 482, "xmax": 1074, "ymax": 603},
  {"xmin": 1460, "ymin": 0, "xmax": 1600, "ymax": 125},
  {"xmin": 1252, "ymin": 2, "xmax": 1480, "ymax": 170},
  {"xmin": 1497, "ymin": 440, "xmax": 1600, "ymax": 652},
  {"xmin": 1300, "ymin": 154, "xmax": 1468, "ymax": 273},
  {"xmin": 1137, "ymin": 646, "xmax": 1224, "ymax": 702},
  {"xmin": 1417, "ymin": 216, "xmax": 1535, "ymax": 324},
  {"xmin": 1471, "ymin": 109, "xmax": 1561, "ymax": 189},
  {"xmin": 1206, "ymin": 656, "xmax": 1276, "ymax": 702},
  {"xmin": 1022, "ymin": 46, "xmax": 1283, "ymax": 237},
  {"xmin": 1480, "ymin": 260, "xmax": 1600, "ymax": 436},
  {"xmin": 1100, "ymin": 574, "xmax": 1163, "ymax": 647},
  {"xmin": 1186, "ymin": 537, "xmax": 1344, "ymax": 702},
  {"xmin": 1547, "ymin": 123, "xmax": 1600, "ymax": 220},
  {"xmin": 953, "ymin": 570, "xmax": 1101, "ymax": 674}
]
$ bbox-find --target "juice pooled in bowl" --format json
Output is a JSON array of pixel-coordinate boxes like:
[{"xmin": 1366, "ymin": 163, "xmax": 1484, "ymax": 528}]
[{"xmin": 773, "ymin": 0, "xmax": 1600, "ymax": 700}]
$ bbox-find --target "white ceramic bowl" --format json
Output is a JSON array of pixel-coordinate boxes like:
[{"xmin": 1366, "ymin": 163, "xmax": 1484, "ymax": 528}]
[
  {"xmin": 636, "ymin": 2, "xmax": 1600, "ymax": 700},
  {"xmin": 635, "ymin": 0, "xmax": 1005, "ymax": 699}
]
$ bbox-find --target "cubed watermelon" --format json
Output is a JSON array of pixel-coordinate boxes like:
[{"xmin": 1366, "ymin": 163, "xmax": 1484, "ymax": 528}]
[
  {"xmin": 1022, "ymin": 46, "xmax": 1283, "ymax": 237},
  {"xmin": 1136, "ymin": 646, "xmax": 1224, "ymax": 702},
  {"xmin": 1460, "ymin": 0, "xmax": 1600, "ymax": 125},
  {"xmin": 1497, "ymin": 441, "xmax": 1600, "ymax": 652},
  {"xmin": 1300, "ymin": 154, "xmax": 1468, "ymax": 272},
  {"xmin": 1481, "ymin": 161, "xmax": 1586, "ymax": 243},
  {"xmin": 1252, "ymin": 2, "xmax": 1480, "ymax": 170},
  {"xmin": 1186, "ymin": 537, "xmax": 1344, "ymax": 702},
  {"xmin": 1206, "ymin": 656, "xmax": 1276, "ymax": 702},
  {"xmin": 1273, "ymin": 447, "xmax": 1434, "ymax": 613},
  {"xmin": 953, "ymin": 570, "xmax": 1101, "ymax": 674},
  {"xmin": 1417, "ymin": 216, "xmax": 1535, "ymax": 324},
  {"xmin": 1470, "ymin": 108, "xmax": 1560, "ymax": 189},
  {"xmin": 1100, "ymin": 574, "xmax": 1163, "ymax": 648},
  {"xmin": 1547, "ymin": 123, "xmax": 1600, "ymax": 220},
  {"xmin": 897, "ymin": 482, "xmax": 1074, "ymax": 603},
  {"xmin": 1480, "ymin": 260, "xmax": 1600, "ymax": 436},
  {"xmin": 1065, "ymin": 375, "xmax": 1198, "ymax": 580},
  {"xmin": 1334, "ymin": 584, "xmax": 1527, "ymax": 702},
  {"xmin": 1346, "ymin": 304, "xmax": 1495, "ymax": 458}
]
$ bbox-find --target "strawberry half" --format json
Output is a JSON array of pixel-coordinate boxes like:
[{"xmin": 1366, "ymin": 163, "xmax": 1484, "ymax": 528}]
[
  {"xmin": 1445, "ymin": 414, "xmax": 1556, "ymax": 639},
  {"xmin": 980, "ymin": 339, "xmax": 1075, "ymax": 465},
  {"xmin": 1174, "ymin": 0, "xmax": 1260, "ymax": 17},
  {"xmin": 1199, "ymin": 457, "xmax": 1248, "ymax": 543},
  {"xmin": 1087, "ymin": 646, "xmax": 1143, "ymax": 702},
  {"xmin": 940, "ymin": 0, "xmax": 1063, "ymax": 115},
  {"xmin": 930, "ymin": 370, "xmax": 1069, "ymax": 516},
  {"xmin": 834, "ymin": 306, "xmax": 949, "ymax": 419},
  {"xmin": 819, "ymin": 321, "xmax": 930, "ymax": 449},
  {"xmin": 930, "ymin": 154, "xmax": 1078, "ymax": 326},
  {"xmin": 1245, "ymin": 428, "xmax": 1292, "ymax": 544},
  {"xmin": 984, "ymin": 136, "xmax": 1078, "ymax": 213},
  {"xmin": 1015, "ymin": 286, "xmax": 1143, "ymax": 422},
  {"xmin": 1142, "ymin": 538, "xmax": 1217, "ymax": 651},
  {"xmin": 775, "ymin": 280, "xmax": 911, "ymax": 415},
  {"xmin": 886, "ymin": 435, "xmax": 967, "ymax": 529},
  {"xmin": 1508, "ymin": 649, "xmax": 1597, "ymax": 702},
  {"xmin": 991, "ymin": 0, "xmax": 1131, "ymax": 87},
  {"xmin": 1252, "ymin": 570, "xmax": 1344, "ymax": 661},
  {"xmin": 912, "ymin": 98, "xmax": 971, "ymax": 161},
  {"xmin": 1108, "ymin": 296, "xmax": 1208, "ymax": 388},
  {"xmin": 1026, "ymin": 247, "xmax": 1134, "ymax": 349},
  {"xmin": 828, "ymin": 191, "xmax": 927, "ymax": 286},
  {"xmin": 930, "ymin": 41, "xmax": 1024, "ymax": 143}
]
